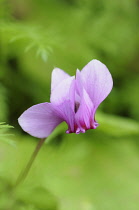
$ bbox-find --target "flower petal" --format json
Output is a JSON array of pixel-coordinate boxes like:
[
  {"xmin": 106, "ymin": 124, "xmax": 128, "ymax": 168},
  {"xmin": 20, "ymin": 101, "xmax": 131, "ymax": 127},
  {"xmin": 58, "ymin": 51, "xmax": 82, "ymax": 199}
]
[
  {"xmin": 81, "ymin": 59, "xmax": 113, "ymax": 110},
  {"xmin": 50, "ymin": 77, "xmax": 75, "ymax": 132},
  {"xmin": 51, "ymin": 68, "xmax": 70, "ymax": 91},
  {"xmin": 75, "ymin": 88, "xmax": 96, "ymax": 133},
  {"xmin": 75, "ymin": 69, "xmax": 83, "ymax": 96},
  {"xmin": 18, "ymin": 103, "xmax": 62, "ymax": 138}
]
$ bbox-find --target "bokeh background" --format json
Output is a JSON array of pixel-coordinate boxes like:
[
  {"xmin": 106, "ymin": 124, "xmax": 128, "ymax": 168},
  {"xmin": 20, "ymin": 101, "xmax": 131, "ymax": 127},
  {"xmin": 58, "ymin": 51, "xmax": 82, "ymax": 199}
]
[{"xmin": 0, "ymin": 0, "xmax": 139, "ymax": 209}]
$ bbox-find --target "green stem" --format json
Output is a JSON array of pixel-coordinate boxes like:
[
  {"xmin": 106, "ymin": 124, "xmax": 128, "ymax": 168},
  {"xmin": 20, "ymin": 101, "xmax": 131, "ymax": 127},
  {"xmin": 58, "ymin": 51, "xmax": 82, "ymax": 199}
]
[{"xmin": 15, "ymin": 138, "xmax": 46, "ymax": 187}]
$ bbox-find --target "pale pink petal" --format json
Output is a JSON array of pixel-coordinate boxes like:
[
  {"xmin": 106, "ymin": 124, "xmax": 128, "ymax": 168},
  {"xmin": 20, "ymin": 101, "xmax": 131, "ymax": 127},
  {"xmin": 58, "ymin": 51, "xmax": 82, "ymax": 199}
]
[
  {"xmin": 50, "ymin": 77, "xmax": 75, "ymax": 132},
  {"xmin": 81, "ymin": 59, "xmax": 113, "ymax": 110},
  {"xmin": 18, "ymin": 103, "xmax": 62, "ymax": 138},
  {"xmin": 51, "ymin": 68, "xmax": 70, "ymax": 91},
  {"xmin": 75, "ymin": 69, "xmax": 83, "ymax": 95}
]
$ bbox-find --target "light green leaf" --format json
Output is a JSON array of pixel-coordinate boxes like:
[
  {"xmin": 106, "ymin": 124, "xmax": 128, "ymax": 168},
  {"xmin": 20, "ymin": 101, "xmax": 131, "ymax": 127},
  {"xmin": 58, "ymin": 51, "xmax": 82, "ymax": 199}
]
[
  {"xmin": 0, "ymin": 122, "xmax": 15, "ymax": 146},
  {"xmin": 96, "ymin": 111, "xmax": 139, "ymax": 136}
]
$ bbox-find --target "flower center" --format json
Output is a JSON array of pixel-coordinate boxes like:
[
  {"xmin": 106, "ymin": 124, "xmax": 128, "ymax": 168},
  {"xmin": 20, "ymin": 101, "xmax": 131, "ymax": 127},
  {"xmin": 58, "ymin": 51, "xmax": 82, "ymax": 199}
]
[{"xmin": 74, "ymin": 102, "xmax": 80, "ymax": 113}]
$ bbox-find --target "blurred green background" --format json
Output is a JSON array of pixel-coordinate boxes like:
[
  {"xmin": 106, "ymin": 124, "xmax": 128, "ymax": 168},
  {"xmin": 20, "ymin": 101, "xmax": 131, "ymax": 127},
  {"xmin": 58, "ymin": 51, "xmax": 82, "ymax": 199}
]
[{"xmin": 0, "ymin": 0, "xmax": 139, "ymax": 209}]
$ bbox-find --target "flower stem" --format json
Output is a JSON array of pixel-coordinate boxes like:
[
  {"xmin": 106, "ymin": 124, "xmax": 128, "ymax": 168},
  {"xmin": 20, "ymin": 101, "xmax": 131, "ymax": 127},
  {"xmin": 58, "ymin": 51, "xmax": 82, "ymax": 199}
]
[{"xmin": 15, "ymin": 138, "xmax": 46, "ymax": 187}]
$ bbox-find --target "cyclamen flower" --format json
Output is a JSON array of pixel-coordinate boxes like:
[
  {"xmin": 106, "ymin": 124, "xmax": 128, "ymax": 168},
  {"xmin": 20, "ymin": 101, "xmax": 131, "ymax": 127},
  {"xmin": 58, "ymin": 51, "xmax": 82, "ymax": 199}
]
[{"xmin": 18, "ymin": 59, "xmax": 113, "ymax": 138}]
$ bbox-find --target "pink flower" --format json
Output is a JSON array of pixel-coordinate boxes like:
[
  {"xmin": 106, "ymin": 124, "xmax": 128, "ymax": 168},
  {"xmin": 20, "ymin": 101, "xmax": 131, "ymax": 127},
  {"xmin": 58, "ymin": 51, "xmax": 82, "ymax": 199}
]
[{"xmin": 18, "ymin": 60, "xmax": 113, "ymax": 138}]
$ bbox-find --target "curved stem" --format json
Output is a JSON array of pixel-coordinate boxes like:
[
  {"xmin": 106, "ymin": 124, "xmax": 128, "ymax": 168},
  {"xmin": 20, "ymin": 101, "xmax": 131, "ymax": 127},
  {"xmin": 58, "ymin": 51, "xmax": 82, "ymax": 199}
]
[{"xmin": 15, "ymin": 138, "xmax": 46, "ymax": 187}]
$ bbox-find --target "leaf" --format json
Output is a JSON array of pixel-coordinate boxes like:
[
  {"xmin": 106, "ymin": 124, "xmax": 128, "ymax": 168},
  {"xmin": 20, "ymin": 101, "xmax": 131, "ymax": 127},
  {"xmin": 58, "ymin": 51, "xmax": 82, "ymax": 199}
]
[
  {"xmin": 15, "ymin": 186, "xmax": 58, "ymax": 210},
  {"xmin": 0, "ymin": 122, "xmax": 15, "ymax": 147},
  {"xmin": 0, "ymin": 21, "xmax": 56, "ymax": 62},
  {"xmin": 96, "ymin": 111, "xmax": 139, "ymax": 136},
  {"xmin": 36, "ymin": 47, "xmax": 48, "ymax": 62}
]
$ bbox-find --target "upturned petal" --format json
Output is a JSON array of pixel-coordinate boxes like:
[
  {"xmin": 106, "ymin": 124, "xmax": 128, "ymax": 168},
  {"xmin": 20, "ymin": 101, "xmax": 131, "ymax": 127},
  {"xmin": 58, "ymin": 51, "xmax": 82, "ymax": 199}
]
[
  {"xmin": 18, "ymin": 103, "xmax": 62, "ymax": 138},
  {"xmin": 51, "ymin": 68, "xmax": 70, "ymax": 91},
  {"xmin": 75, "ymin": 88, "xmax": 98, "ymax": 134},
  {"xmin": 50, "ymin": 77, "xmax": 75, "ymax": 132},
  {"xmin": 81, "ymin": 59, "xmax": 113, "ymax": 111},
  {"xmin": 75, "ymin": 69, "xmax": 83, "ymax": 95}
]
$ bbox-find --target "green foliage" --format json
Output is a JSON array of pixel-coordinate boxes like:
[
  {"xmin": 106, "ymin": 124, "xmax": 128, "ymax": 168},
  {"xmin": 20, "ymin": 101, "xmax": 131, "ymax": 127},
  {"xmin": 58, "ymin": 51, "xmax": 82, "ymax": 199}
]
[
  {"xmin": 15, "ymin": 186, "xmax": 58, "ymax": 210},
  {"xmin": 1, "ymin": 129, "xmax": 139, "ymax": 210},
  {"xmin": 0, "ymin": 83, "xmax": 8, "ymax": 121},
  {"xmin": 0, "ymin": 182, "xmax": 58, "ymax": 210},
  {"xmin": 0, "ymin": 21, "xmax": 55, "ymax": 62},
  {"xmin": 0, "ymin": 0, "xmax": 11, "ymax": 20},
  {"xmin": 97, "ymin": 112, "xmax": 139, "ymax": 136},
  {"xmin": 0, "ymin": 0, "xmax": 139, "ymax": 209},
  {"xmin": 0, "ymin": 122, "xmax": 14, "ymax": 146}
]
